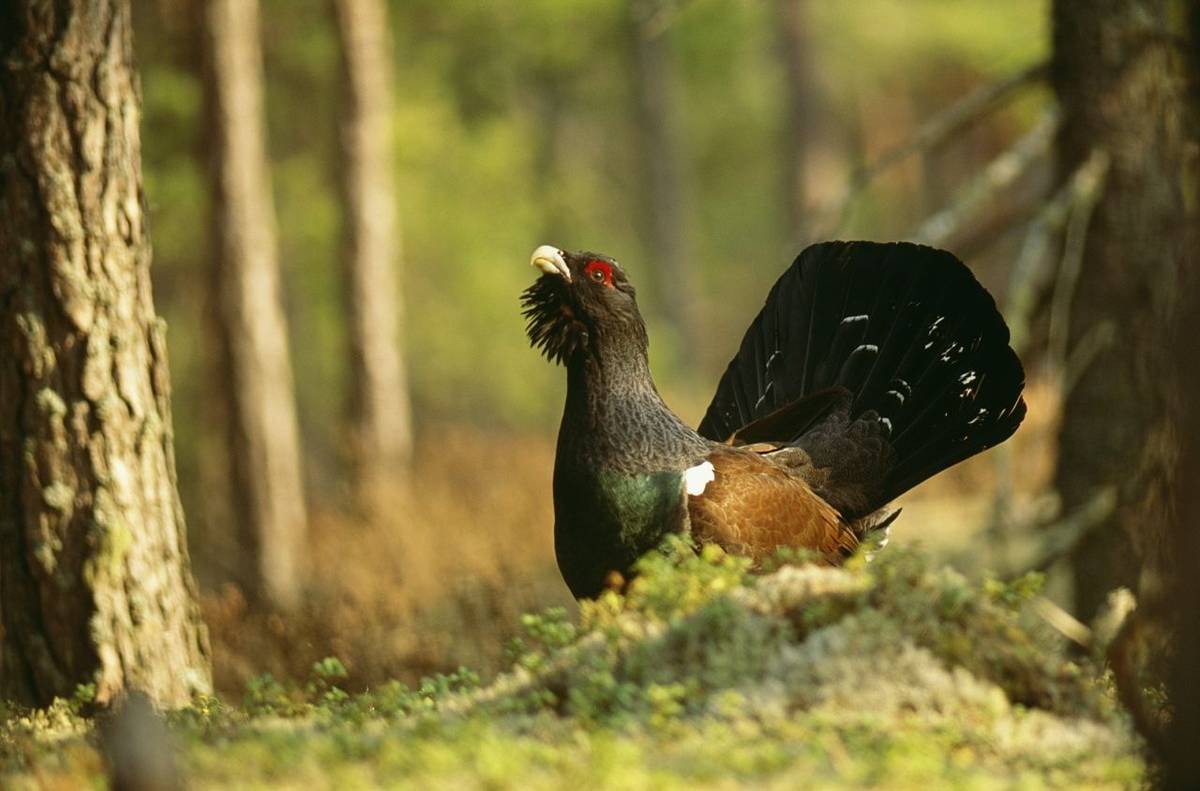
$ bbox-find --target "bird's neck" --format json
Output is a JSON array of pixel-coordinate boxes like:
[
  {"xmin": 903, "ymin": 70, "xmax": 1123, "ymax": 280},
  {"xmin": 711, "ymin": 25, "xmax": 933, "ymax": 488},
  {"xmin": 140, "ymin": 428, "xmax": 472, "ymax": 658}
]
[{"xmin": 559, "ymin": 340, "xmax": 708, "ymax": 473}]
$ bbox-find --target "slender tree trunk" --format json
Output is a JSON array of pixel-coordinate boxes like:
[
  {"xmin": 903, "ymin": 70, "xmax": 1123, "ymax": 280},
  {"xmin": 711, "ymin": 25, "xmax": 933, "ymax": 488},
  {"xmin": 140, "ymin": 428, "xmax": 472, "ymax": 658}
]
[
  {"xmin": 0, "ymin": 0, "xmax": 211, "ymax": 706},
  {"xmin": 333, "ymin": 0, "xmax": 412, "ymax": 500},
  {"xmin": 777, "ymin": 0, "xmax": 814, "ymax": 243},
  {"xmin": 1051, "ymin": 0, "xmax": 1195, "ymax": 618},
  {"xmin": 629, "ymin": 0, "xmax": 698, "ymax": 354},
  {"xmin": 200, "ymin": 0, "xmax": 307, "ymax": 610}
]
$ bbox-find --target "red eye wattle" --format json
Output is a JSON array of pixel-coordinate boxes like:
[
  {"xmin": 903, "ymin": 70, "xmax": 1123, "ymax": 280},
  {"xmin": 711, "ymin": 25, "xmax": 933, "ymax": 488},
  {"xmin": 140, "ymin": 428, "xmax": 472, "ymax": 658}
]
[{"xmin": 583, "ymin": 260, "xmax": 614, "ymax": 287}]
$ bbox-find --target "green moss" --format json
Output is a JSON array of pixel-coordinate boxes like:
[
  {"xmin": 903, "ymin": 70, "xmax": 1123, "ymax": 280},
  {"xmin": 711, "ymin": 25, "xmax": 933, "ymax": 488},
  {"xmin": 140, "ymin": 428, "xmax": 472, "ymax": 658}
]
[
  {"xmin": 1, "ymin": 549, "xmax": 1142, "ymax": 788},
  {"xmin": 81, "ymin": 489, "xmax": 135, "ymax": 586}
]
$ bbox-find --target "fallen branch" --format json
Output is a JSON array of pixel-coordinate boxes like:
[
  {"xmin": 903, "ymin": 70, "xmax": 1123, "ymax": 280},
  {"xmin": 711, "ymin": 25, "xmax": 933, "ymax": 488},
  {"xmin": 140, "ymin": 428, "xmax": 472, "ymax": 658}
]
[
  {"xmin": 1030, "ymin": 586, "xmax": 1135, "ymax": 655},
  {"xmin": 1031, "ymin": 596, "xmax": 1092, "ymax": 647},
  {"xmin": 910, "ymin": 109, "xmax": 1059, "ymax": 247},
  {"xmin": 814, "ymin": 60, "xmax": 1049, "ymax": 237}
]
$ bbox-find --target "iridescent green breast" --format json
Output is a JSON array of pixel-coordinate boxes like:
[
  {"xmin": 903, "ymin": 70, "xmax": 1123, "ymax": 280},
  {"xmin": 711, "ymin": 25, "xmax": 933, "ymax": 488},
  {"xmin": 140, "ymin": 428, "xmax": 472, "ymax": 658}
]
[{"xmin": 552, "ymin": 466, "xmax": 688, "ymax": 598}]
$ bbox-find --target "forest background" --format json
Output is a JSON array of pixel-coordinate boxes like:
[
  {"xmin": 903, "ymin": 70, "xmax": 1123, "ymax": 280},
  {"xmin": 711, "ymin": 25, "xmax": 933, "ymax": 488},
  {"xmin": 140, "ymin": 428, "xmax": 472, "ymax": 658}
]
[
  {"xmin": 3, "ymin": 0, "xmax": 1199, "ymax": 785},
  {"xmin": 136, "ymin": 0, "xmax": 1066, "ymax": 691}
]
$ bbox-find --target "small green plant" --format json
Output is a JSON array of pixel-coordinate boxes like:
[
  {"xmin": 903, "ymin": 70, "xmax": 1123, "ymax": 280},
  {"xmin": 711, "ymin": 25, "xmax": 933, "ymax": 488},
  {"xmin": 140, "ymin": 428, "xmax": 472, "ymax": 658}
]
[
  {"xmin": 506, "ymin": 606, "xmax": 577, "ymax": 672},
  {"xmin": 69, "ymin": 683, "xmax": 96, "ymax": 714},
  {"xmin": 243, "ymin": 673, "xmax": 295, "ymax": 715}
]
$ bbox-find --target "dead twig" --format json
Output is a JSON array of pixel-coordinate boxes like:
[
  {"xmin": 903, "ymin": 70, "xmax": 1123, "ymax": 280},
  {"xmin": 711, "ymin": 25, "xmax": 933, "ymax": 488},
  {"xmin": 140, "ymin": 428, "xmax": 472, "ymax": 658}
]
[
  {"xmin": 1004, "ymin": 174, "xmax": 1083, "ymax": 354},
  {"xmin": 1048, "ymin": 150, "xmax": 1111, "ymax": 376},
  {"xmin": 1030, "ymin": 586, "xmax": 1135, "ymax": 655},
  {"xmin": 1061, "ymin": 319, "xmax": 1116, "ymax": 396},
  {"xmin": 910, "ymin": 109, "xmax": 1059, "ymax": 247},
  {"xmin": 815, "ymin": 60, "xmax": 1049, "ymax": 237},
  {"xmin": 981, "ymin": 152, "xmax": 1112, "ymax": 554},
  {"xmin": 965, "ymin": 485, "xmax": 1116, "ymax": 576},
  {"xmin": 1021, "ymin": 486, "xmax": 1118, "ymax": 577},
  {"xmin": 1031, "ymin": 596, "xmax": 1092, "ymax": 647}
]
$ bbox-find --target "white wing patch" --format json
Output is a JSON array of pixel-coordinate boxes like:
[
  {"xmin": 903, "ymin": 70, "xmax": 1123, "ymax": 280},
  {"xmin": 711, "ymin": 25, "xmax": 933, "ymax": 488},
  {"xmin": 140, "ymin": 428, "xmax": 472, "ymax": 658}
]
[{"xmin": 684, "ymin": 461, "xmax": 716, "ymax": 496}]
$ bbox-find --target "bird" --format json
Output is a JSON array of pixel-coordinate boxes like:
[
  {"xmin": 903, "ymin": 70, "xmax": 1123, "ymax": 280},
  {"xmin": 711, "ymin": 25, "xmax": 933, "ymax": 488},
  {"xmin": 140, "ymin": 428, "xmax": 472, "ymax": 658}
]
[{"xmin": 522, "ymin": 241, "xmax": 1026, "ymax": 599}]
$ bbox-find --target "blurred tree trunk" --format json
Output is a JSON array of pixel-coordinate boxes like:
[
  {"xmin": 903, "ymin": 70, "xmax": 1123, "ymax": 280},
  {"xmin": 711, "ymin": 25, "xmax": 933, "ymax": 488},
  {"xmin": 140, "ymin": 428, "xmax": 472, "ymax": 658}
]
[
  {"xmin": 629, "ymin": 0, "xmax": 698, "ymax": 355},
  {"xmin": 1162, "ymin": 7, "xmax": 1199, "ymax": 785},
  {"xmin": 200, "ymin": 0, "xmax": 308, "ymax": 610},
  {"xmin": 333, "ymin": 0, "xmax": 413, "ymax": 502},
  {"xmin": 0, "ymin": 0, "xmax": 211, "ymax": 706},
  {"xmin": 533, "ymin": 75, "xmax": 568, "ymax": 241},
  {"xmin": 1051, "ymin": 0, "xmax": 1195, "ymax": 619},
  {"xmin": 1165, "ymin": 221, "xmax": 1200, "ymax": 787},
  {"xmin": 777, "ymin": 0, "xmax": 814, "ymax": 243}
]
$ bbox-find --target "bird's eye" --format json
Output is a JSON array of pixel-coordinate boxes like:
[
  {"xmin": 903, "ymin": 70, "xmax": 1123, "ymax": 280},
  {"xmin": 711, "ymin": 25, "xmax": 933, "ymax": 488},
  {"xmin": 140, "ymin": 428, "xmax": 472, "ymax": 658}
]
[{"xmin": 583, "ymin": 260, "xmax": 614, "ymax": 287}]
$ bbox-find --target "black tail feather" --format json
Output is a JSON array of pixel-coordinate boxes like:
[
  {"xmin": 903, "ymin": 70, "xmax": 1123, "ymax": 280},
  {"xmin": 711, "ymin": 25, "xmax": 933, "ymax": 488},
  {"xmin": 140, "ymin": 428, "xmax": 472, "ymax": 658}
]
[{"xmin": 698, "ymin": 241, "xmax": 1026, "ymax": 517}]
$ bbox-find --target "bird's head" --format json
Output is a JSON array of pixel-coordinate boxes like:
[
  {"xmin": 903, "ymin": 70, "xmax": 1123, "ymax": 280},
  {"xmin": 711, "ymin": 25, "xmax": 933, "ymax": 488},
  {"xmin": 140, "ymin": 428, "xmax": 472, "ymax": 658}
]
[{"xmin": 521, "ymin": 245, "xmax": 646, "ymax": 365}]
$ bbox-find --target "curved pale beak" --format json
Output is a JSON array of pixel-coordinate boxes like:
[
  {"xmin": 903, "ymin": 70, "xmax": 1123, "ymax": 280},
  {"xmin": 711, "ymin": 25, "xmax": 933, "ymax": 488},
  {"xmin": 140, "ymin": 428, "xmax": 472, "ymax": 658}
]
[{"xmin": 530, "ymin": 245, "xmax": 570, "ymax": 282}]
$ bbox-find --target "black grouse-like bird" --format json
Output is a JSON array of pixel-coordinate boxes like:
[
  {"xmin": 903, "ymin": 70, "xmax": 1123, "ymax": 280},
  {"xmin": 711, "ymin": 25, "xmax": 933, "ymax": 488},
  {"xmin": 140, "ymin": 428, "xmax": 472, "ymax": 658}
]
[{"xmin": 523, "ymin": 242, "xmax": 1026, "ymax": 599}]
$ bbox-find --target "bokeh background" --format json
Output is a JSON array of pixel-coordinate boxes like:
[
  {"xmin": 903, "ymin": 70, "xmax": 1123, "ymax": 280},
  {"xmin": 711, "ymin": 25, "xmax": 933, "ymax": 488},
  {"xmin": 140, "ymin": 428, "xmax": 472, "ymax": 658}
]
[{"xmin": 134, "ymin": 0, "xmax": 1061, "ymax": 695}]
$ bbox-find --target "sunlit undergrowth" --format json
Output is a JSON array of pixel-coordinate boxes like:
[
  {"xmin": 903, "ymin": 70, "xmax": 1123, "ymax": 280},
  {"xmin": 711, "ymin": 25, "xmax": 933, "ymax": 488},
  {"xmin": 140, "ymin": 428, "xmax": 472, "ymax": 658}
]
[{"xmin": 2, "ymin": 542, "xmax": 1142, "ymax": 789}]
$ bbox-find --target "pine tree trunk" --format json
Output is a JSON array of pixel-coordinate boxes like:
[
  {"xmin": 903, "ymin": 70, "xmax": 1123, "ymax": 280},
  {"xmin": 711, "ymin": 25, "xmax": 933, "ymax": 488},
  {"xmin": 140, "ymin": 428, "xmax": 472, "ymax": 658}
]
[
  {"xmin": 0, "ymin": 0, "xmax": 211, "ymax": 706},
  {"xmin": 1165, "ymin": 219, "xmax": 1200, "ymax": 786},
  {"xmin": 333, "ymin": 0, "xmax": 413, "ymax": 499},
  {"xmin": 1161, "ymin": 8, "xmax": 1199, "ymax": 781},
  {"xmin": 778, "ymin": 0, "xmax": 814, "ymax": 243},
  {"xmin": 1051, "ymin": 0, "xmax": 1195, "ymax": 618},
  {"xmin": 629, "ymin": 0, "xmax": 698, "ymax": 355},
  {"xmin": 200, "ymin": 0, "xmax": 308, "ymax": 610}
]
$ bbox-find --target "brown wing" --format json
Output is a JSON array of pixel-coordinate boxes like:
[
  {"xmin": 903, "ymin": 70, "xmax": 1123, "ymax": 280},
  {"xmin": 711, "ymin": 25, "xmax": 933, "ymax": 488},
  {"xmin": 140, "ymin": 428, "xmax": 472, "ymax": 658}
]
[{"xmin": 686, "ymin": 446, "xmax": 859, "ymax": 562}]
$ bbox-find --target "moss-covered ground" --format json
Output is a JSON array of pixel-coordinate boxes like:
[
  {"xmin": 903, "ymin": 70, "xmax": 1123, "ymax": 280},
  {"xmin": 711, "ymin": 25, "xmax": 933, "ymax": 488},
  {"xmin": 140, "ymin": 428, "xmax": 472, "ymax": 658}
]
[{"xmin": 1, "ymin": 543, "xmax": 1143, "ymax": 789}]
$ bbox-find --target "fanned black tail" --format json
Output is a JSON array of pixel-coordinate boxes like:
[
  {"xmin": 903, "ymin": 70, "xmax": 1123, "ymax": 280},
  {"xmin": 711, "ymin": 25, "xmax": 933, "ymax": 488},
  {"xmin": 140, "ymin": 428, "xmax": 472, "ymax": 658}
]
[{"xmin": 698, "ymin": 241, "xmax": 1026, "ymax": 518}]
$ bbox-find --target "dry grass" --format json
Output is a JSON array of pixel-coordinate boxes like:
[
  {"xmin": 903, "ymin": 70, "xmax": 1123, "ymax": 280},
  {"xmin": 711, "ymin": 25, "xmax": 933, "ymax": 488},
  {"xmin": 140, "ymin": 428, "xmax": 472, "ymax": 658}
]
[{"xmin": 201, "ymin": 423, "xmax": 574, "ymax": 698}]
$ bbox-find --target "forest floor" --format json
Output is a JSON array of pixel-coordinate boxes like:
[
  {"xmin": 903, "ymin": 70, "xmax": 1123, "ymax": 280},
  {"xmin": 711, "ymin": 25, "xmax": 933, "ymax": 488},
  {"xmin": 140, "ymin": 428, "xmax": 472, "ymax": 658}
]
[{"xmin": 1, "ymin": 543, "xmax": 1144, "ymax": 789}]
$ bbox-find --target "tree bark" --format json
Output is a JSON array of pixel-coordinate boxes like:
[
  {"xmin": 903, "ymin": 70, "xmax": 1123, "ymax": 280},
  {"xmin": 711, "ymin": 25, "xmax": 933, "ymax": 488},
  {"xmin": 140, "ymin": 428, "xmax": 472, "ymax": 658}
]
[
  {"xmin": 1164, "ymin": 217, "xmax": 1200, "ymax": 788},
  {"xmin": 1162, "ymin": 7, "xmax": 1200, "ymax": 784},
  {"xmin": 777, "ymin": 0, "xmax": 814, "ymax": 243},
  {"xmin": 0, "ymin": 0, "xmax": 211, "ymax": 706},
  {"xmin": 1051, "ymin": 0, "xmax": 1195, "ymax": 618},
  {"xmin": 199, "ymin": 0, "xmax": 308, "ymax": 610},
  {"xmin": 629, "ymin": 0, "xmax": 699, "ymax": 355},
  {"xmin": 333, "ymin": 0, "xmax": 413, "ymax": 499}
]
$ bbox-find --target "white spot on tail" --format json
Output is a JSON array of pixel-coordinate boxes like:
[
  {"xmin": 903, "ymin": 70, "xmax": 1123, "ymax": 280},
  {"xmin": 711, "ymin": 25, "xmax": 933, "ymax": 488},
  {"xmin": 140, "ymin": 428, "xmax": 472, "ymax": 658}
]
[
  {"xmin": 684, "ymin": 461, "xmax": 716, "ymax": 496},
  {"xmin": 865, "ymin": 525, "xmax": 891, "ymax": 563}
]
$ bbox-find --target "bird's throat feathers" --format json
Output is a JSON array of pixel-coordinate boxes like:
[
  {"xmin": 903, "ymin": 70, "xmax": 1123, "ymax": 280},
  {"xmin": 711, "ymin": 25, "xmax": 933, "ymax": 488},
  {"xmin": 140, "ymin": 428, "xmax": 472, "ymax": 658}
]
[
  {"xmin": 522, "ymin": 275, "xmax": 591, "ymax": 365},
  {"xmin": 521, "ymin": 274, "xmax": 650, "ymax": 367}
]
